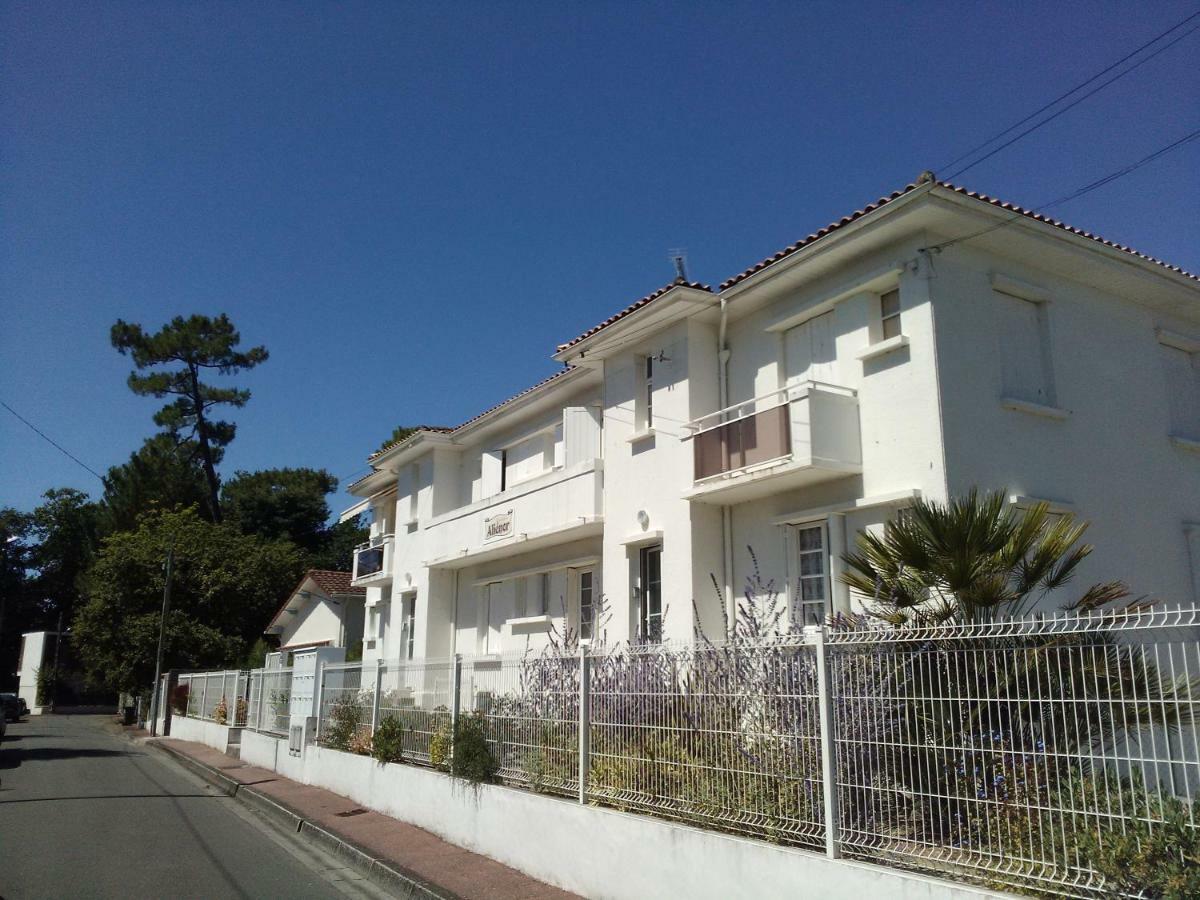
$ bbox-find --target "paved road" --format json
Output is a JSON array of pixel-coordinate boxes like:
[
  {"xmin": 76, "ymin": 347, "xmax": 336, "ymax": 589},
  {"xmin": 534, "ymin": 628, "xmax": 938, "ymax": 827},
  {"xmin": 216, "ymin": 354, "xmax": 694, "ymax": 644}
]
[{"xmin": 0, "ymin": 715, "xmax": 392, "ymax": 900}]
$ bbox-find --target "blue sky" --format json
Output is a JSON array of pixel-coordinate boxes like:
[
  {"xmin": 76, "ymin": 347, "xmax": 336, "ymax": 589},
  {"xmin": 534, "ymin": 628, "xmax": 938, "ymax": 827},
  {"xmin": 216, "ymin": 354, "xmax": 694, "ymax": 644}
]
[{"xmin": 2, "ymin": 1, "xmax": 1198, "ymax": 518}]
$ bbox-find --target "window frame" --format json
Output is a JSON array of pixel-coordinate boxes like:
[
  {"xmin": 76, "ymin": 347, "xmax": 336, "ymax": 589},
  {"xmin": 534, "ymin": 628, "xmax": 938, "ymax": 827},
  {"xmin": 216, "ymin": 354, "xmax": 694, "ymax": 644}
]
[
  {"xmin": 879, "ymin": 288, "xmax": 902, "ymax": 342},
  {"xmin": 638, "ymin": 545, "xmax": 663, "ymax": 642},
  {"xmin": 792, "ymin": 522, "xmax": 830, "ymax": 627},
  {"xmin": 399, "ymin": 591, "xmax": 417, "ymax": 661}
]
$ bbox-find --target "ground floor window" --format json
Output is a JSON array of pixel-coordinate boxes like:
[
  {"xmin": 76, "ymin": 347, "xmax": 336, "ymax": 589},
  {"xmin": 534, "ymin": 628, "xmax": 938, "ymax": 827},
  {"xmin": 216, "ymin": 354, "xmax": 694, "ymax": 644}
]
[
  {"xmin": 400, "ymin": 592, "xmax": 416, "ymax": 661},
  {"xmin": 794, "ymin": 524, "xmax": 828, "ymax": 626},
  {"xmin": 638, "ymin": 545, "xmax": 663, "ymax": 642},
  {"xmin": 578, "ymin": 569, "xmax": 596, "ymax": 642}
]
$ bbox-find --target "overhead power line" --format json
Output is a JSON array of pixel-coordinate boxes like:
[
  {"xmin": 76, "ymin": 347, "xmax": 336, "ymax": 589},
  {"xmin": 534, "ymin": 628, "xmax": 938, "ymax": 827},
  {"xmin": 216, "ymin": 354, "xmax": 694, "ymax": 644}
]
[
  {"xmin": 0, "ymin": 398, "xmax": 106, "ymax": 482},
  {"xmin": 941, "ymin": 10, "xmax": 1200, "ymax": 180},
  {"xmin": 928, "ymin": 126, "xmax": 1200, "ymax": 254}
]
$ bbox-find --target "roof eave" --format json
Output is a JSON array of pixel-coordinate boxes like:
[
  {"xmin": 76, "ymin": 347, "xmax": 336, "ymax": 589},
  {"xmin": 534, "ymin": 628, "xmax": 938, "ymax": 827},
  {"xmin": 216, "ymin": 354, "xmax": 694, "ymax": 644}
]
[{"xmin": 552, "ymin": 284, "xmax": 718, "ymax": 363}]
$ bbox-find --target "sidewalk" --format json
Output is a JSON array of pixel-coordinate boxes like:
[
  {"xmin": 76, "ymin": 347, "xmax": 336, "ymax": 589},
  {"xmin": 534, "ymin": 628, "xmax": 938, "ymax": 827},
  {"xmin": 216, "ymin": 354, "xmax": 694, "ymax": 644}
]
[{"xmin": 147, "ymin": 735, "xmax": 579, "ymax": 900}]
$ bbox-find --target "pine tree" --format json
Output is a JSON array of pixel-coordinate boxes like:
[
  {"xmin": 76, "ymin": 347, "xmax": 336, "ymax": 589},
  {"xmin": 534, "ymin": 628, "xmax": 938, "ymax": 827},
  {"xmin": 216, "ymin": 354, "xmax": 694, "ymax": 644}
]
[{"xmin": 111, "ymin": 314, "xmax": 268, "ymax": 522}]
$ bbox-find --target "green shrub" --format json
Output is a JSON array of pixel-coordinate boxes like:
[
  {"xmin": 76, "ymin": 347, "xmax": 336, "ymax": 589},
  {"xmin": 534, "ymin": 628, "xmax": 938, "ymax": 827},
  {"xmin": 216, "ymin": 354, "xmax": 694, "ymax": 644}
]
[
  {"xmin": 372, "ymin": 716, "xmax": 405, "ymax": 764},
  {"xmin": 451, "ymin": 713, "xmax": 498, "ymax": 783},
  {"xmin": 1077, "ymin": 787, "xmax": 1200, "ymax": 899},
  {"xmin": 323, "ymin": 695, "xmax": 365, "ymax": 752},
  {"xmin": 429, "ymin": 720, "xmax": 452, "ymax": 771}
]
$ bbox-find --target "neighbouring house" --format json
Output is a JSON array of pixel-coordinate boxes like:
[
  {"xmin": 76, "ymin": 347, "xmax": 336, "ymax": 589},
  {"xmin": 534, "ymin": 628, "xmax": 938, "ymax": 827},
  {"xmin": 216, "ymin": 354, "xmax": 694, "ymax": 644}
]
[
  {"xmin": 342, "ymin": 174, "xmax": 1200, "ymax": 661},
  {"xmin": 264, "ymin": 570, "xmax": 366, "ymax": 658}
]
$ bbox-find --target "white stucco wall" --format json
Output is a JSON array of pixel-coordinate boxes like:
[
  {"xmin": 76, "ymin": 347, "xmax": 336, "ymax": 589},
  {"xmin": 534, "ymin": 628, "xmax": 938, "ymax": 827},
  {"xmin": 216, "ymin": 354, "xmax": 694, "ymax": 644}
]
[
  {"xmin": 931, "ymin": 245, "xmax": 1200, "ymax": 607},
  {"xmin": 237, "ymin": 736, "xmax": 1002, "ymax": 900}
]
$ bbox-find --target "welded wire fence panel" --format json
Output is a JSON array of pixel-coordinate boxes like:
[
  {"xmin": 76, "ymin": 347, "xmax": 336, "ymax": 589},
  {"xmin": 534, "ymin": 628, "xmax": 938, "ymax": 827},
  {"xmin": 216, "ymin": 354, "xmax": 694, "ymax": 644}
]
[
  {"xmin": 260, "ymin": 667, "xmax": 293, "ymax": 735},
  {"xmin": 318, "ymin": 663, "xmax": 371, "ymax": 750},
  {"xmin": 173, "ymin": 670, "xmax": 247, "ymax": 723},
  {"xmin": 585, "ymin": 639, "xmax": 825, "ymax": 848},
  {"xmin": 827, "ymin": 608, "xmax": 1200, "ymax": 898},
  {"xmin": 461, "ymin": 652, "xmax": 580, "ymax": 796},
  {"xmin": 246, "ymin": 670, "xmax": 263, "ymax": 731},
  {"xmin": 379, "ymin": 658, "xmax": 454, "ymax": 765}
]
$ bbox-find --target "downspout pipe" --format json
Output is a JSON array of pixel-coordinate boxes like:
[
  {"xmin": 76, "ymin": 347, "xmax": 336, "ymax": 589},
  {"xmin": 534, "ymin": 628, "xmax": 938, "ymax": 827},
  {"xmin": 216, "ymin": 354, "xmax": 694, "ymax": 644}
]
[{"xmin": 717, "ymin": 297, "xmax": 735, "ymax": 637}]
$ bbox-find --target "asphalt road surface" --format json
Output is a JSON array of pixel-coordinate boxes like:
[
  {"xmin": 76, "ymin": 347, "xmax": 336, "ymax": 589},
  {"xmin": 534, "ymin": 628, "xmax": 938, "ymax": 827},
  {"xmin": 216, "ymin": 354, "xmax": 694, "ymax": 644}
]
[{"xmin": 0, "ymin": 714, "xmax": 393, "ymax": 900}]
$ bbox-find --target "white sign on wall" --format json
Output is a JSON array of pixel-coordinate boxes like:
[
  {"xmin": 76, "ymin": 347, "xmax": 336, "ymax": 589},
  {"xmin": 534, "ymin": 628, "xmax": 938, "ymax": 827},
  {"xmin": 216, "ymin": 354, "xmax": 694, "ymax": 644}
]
[{"xmin": 484, "ymin": 510, "xmax": 514, "ymax": 542}]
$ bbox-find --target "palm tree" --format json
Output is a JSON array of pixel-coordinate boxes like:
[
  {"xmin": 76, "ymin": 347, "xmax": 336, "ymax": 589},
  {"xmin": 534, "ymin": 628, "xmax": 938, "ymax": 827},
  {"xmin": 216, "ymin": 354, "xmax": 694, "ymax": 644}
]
[
  {"xmin": 841, "ymin": 488, "xmax": 1128, "ymax": 624},
  {"xmin": 832, "ymin": 491, "xmax": 1195, "ymax": 891}
]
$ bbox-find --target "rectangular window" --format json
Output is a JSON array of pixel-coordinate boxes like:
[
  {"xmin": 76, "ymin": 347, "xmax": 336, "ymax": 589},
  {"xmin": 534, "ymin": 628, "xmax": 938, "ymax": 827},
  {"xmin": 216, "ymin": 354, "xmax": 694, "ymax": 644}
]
[
  {"xmin": 794, "ymin": 524, "xmax": 828, "ymax": 625},
  {"xmin": 504, "ymin": 433, "xmax": 548, "ymax": 486},
  {"xmin": 996, "ymin": 291, "xmax": 1054, "ymax": 405},
  {"xmin": 784, "ymin": 310, "xmax": 836, "ymax": 385},
  {"xmin": 407, "ymin": 463, "xmax": 420, "ymax": 521},
  {"xmin": 479, "ymin": 583, "xmax": 503, "ymax": 654},
  {"xmin": 534, "ymin": 572, "xmax": 550, "ymax": 616},
  {"xmin": 639, "ymin": 545, "xmax": 663, "ymax": 641},
  {"xmin": 635, "ymin": 356, "xmax": 656, "ymax": 431},
  {"xmin": 400, "ymin": 593, "xmax": 416, "ymax": 661},
  {"xmin": 1162, "ymin": 344, "xmax": 1200, "ymax": 439},
  {"xmin": 880, "ymin": 289, "xmax": 901, "ymax": 341},
  {"xmin": 578, "ymin": 570, "xmax": 595, "ymax": 642}
]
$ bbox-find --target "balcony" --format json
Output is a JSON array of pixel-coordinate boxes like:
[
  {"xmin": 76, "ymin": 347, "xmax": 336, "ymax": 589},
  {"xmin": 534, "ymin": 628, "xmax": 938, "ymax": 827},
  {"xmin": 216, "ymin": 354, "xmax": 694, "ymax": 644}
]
[
  {"xmin": 683, "ymin": 382, "xmax": 862, "ymax": 504},
  {"xmin": 423, "ymin": 459, "xmax": 603, "ymax": 569},
  {"xmin": 352, "ymin": 533, "xmax": 394, "ymax": 585}
]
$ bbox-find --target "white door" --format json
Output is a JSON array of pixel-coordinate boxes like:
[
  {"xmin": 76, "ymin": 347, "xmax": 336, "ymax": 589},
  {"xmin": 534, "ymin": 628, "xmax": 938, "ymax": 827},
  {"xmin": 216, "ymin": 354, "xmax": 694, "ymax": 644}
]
[{"xmin": 784, "ymin": 311, "xmax": 836, "ymax": 385}]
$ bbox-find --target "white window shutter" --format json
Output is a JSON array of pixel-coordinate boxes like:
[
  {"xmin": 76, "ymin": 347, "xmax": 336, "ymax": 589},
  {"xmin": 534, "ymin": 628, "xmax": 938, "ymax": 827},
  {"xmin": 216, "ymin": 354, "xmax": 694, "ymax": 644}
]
[
  {"xmin": 481, "ymin": 450, "xmax": 504, "ymax": 498},
  {"xmin": 563, "ymin": 406, "xmax": 601, "ymax": 467},
  {"xmin": 997, "ymin": 294, "xmax": 1046, "ymax": 402}
]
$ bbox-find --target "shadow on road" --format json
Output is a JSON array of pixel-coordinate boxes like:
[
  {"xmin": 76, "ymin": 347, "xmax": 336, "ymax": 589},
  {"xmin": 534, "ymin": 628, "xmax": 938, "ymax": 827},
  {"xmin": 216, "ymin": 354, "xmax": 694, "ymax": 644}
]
[
  {"xmin": 0, "ymin": 792, "xmax": 215, "ymax": 804},
  {"xmin": 0, "ymin": 746, "xmax": 142, "ymax": 770}
]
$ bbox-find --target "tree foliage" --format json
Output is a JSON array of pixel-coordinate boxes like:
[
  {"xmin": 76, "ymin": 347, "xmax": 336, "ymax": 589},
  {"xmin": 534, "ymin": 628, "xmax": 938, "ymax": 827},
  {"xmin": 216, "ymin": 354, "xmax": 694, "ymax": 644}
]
[
  {"xmin": 73, "ymin": 508, "xmax": 303, "ymax": 694},
  {"xmin": 221, "ymin": 467, "xmax": 337, "ymax": 551},
  {"xmin": 375, "ymin": 425, "xmax": 418, "ymax": 455},
  {"xmin": 100, "ymin": 434, "xmax": 212, "ymax": 532},
  {"xmin": 28, "ymin": 488, "xmax": 102, "ymax": 626},
  {"xmin": 111, "ymin": 314, "xmax": 268, "ymax": 522},
  {"xmin": 841, "ymin": 488, "xmax": 1128, "ymax": 624}
]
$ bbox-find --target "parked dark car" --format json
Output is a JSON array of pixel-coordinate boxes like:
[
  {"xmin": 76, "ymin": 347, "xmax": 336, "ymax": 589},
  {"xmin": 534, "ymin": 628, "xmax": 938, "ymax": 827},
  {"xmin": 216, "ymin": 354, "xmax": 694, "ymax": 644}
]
[{"xmin": 1, "ymin": 692, "xmax": 26, "ymax": 722}]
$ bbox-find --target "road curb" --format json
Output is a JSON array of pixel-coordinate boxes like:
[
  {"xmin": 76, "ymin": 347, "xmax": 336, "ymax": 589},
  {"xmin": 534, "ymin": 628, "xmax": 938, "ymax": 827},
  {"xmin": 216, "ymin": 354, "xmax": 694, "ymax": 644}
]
[{"xmin": 146, "ymin": 740, "xmax": 453, "ymax": 900}]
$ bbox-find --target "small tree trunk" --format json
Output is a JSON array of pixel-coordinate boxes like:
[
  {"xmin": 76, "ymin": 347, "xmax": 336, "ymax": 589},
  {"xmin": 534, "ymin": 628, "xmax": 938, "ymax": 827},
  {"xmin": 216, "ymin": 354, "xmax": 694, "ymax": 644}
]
[{"xmin": 189, "ymin": 365, "xmax": 223, "ymax": 523}]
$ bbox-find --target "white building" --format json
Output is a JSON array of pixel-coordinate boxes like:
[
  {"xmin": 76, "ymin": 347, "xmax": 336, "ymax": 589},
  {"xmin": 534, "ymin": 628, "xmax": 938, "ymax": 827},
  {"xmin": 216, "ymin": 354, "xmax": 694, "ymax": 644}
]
[
  {"xmin": 264, "ymin": 570, "xmax": 366, "ymax": 657},
  {"xmin": 344, "ymin": 174, "xmax": 1200, "ymax": 659}
]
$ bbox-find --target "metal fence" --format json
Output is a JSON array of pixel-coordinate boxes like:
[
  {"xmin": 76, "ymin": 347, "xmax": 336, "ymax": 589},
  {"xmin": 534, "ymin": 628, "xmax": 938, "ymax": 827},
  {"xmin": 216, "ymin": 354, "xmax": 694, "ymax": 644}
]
[
  {"xmin": 245, "ymin": 667, "xmax": 293, "ymax": 735},
  {"xmin": 826, "ymin": 607, "xmax": 1200, "ymax": 897},
  {"xmin": 175, "ymin": 670, "xmax": 249, "ymax": 725},
  {"xmin": 287, "ymin": 607, "xmax": 1200, "ymax": 898}
]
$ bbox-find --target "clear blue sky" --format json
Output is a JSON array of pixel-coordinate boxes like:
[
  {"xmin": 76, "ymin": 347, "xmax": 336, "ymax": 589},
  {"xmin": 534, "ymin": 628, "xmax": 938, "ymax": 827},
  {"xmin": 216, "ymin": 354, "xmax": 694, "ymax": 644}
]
[{"xmin": 3, "ymin": 1, "xmax": 1198, "ymax": 518}]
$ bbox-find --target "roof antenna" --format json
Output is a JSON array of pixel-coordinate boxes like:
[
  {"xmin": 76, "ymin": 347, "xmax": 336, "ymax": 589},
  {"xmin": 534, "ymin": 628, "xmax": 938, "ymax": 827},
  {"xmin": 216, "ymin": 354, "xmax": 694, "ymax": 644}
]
[{"xmin": 668, "ymin": 248, "xmax": 688, "ymax": 283}]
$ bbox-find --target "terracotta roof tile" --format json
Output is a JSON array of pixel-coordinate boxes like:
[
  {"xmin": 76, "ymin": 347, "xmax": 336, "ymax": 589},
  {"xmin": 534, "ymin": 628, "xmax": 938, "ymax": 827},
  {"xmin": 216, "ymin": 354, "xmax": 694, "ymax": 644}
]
[
  {"xmin": 305, "ymin": 569, "xmax": 366, "ymax": 596},
  {"xmin": 934, "ymin": 182, "xmax": 1198, "ymax": 281},
  {"xmin": 719, "ymin": 179, "xmax": 1198, "ymax": 290},
  {"xmin": 265, "ymin": 569, "xmax": 364, "ymax": 634},
  {"xmin": 556, "ymin": 277, "xmax": 713, "ymax": 353}
]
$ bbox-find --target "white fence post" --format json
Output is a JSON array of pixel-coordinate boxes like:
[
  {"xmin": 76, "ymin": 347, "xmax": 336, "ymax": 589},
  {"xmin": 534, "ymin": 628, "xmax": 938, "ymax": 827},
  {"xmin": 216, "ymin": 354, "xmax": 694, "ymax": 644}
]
[
  {"xmin": 257, "ymin": 670, "xmax": 266, "ymax": 731},
  {"xmin": 314, "ymin": 660, "xmax": 326, "ymax": 740},
  {"xmin": 578, "ymin": 644, "xmax": 591, "ymax": 805},
  {"xmin": 814, "ymin": 627, "xmax": 841, "ymax": 859},
  {"xmin": 371, "ymin": 662, "xmax": 384, "ymax": 734},
  {"xmin": 450, "ymin": 654, "xmax": 462, "ymax": 767},
  {"xmin": 200, "ymin": 673, "xmax": 209, "ymax": 720}
]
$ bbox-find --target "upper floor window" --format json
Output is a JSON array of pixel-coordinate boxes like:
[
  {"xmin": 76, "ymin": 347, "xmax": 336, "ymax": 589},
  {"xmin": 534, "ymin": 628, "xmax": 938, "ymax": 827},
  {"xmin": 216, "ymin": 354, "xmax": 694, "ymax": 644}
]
[
  {"xmin": 635, "ymin": 356, "xmax": 656, "ymax": 431},
  {"xmin": 784, "ymin": 310, "xmax": 836, "ymax": 385},
  {"xmin": 1158, "ymin": 331, "xmax": 1200, "ymax": 441},
  {"xmin": 400, "ymin": 592, "xmax": 416, "ymax": 661},
  {"xmin": 993, "ymin": 275, "xmax": 1057, "ymax": 409},
  {"xmin": 879, "ymin": 289, "xmax": 901, "ymax": 341}
]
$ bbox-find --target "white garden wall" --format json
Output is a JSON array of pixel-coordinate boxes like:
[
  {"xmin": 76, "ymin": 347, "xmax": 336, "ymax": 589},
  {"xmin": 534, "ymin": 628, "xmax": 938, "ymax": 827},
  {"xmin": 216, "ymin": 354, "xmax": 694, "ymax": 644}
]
[
  {"xmin": 168, "ymin": 715, "xmax": 237, "ymax": 754},
  {"xmin": 238, "ymin": 733, "xmax": 1002, "ymax": 900}
]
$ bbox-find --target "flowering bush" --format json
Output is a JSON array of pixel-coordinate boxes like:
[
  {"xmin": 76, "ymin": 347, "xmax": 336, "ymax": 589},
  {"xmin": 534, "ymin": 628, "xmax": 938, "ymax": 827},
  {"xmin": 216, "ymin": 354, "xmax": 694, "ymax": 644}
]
[{"xmin": 213, "ymin": 696, "xmax": 228, "ymax": 724}]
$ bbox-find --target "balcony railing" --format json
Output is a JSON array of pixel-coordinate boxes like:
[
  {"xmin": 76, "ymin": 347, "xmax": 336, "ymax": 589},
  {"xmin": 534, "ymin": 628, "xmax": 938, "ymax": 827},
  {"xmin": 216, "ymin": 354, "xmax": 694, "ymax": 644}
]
[
  {"xmin": 352, "ymin": 533, "xmax": 394, "ymax": 583},
  {"xmin": 683, "ymin": 382, "xmax": 861, "ymax": 502}
]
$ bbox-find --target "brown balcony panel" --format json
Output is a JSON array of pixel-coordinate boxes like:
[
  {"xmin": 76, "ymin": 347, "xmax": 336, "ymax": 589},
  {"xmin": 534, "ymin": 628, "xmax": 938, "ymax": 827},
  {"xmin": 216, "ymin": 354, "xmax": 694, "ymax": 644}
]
[{"xmin": 693, "ymin": 404, "xmax": 791, "ymax": 480}]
